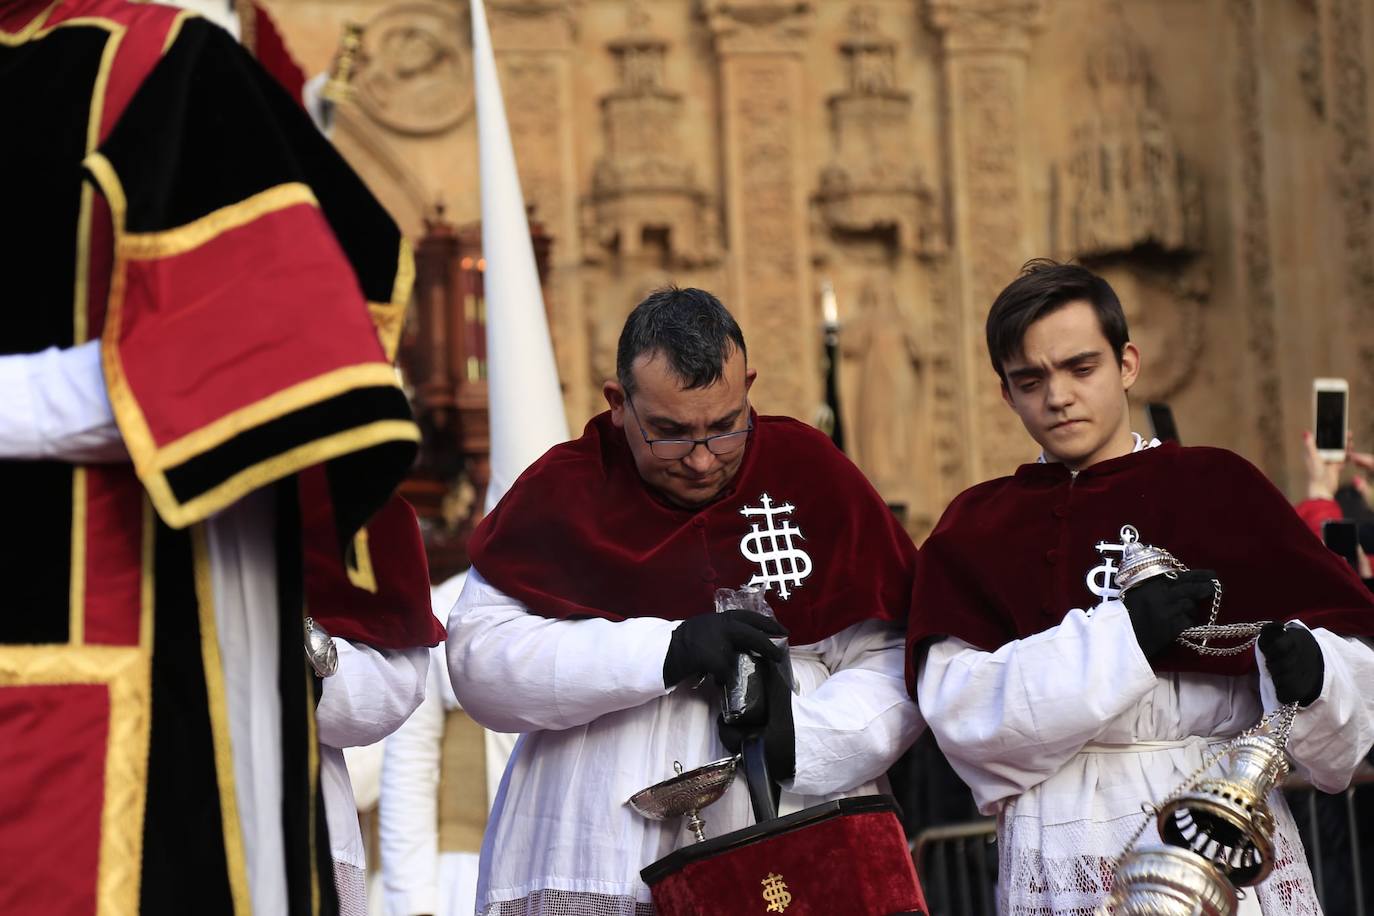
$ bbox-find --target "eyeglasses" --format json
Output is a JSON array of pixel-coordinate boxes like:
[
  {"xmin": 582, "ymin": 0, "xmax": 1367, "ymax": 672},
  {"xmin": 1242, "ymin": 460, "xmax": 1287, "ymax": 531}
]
[{"xmin": 625, "ymin": 396, "xmax": 754, "ymax": 460}]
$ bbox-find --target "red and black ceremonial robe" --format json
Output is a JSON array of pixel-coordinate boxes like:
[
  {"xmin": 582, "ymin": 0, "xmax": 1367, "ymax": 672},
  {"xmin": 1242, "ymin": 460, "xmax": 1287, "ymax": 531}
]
[
  {"xmin": 471, "ymin": 411, "xmax": 919, "ymax": 645},
  {"xmin": 906, "ymin": 443, "xmax": 1374, "ymax": 693},
  {"xmin": 0, "ymin": 3, "xmax": 434, "ymax": 914}
]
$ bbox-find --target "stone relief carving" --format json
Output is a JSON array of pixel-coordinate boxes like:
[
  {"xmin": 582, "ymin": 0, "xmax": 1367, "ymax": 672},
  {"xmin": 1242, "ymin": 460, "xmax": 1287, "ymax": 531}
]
[
  {"xmin": 355, "ymin": 2, "xmax": 473, "ymax": 136},
  {"xmin": 501, "ymin": 55, "xmax": 566, "ymax": 245},
  {"xmin": 708, "ymin": 2, "xmax": 817, "ymax": 420},
  {"xmin": 484, "ymin": 1, "xmax": 584, "ymax": 419},
  {"xmin": 1297, "ymin": 5, "xmax": 1325, "ymax": 122},
  {"xmin": 581, "ymin": 2, "xmax": 720, "ymax": 268},
  {"xmin": 841, "ymin": 283, "xmax": 927, "ymax": 507},
  {"xmin": 1327, "ymin": 0, "xmax": 1374, "ymax": 448},
  {"xmin": 1050, "ymin": 6, "xmax": 1208, "ymax": 407},
  {"xmin": 926, "ymin": 257, "xmax": 966, "ymax": 500},
  {"xmin": 927, "ymin": 1, "xmax": 1043, "ymax": 480},
  {"xmin": 925, "ymin": 0, "xmax": 1044, "ymax": 54},
  {"xmin": 962, "ymin": 62, "xmax": 1037, "ymax": 474},
  {"xmin": 701, "ymin": 1, "xmax": 814, "ymax": 55},
  {"xmin": 1230, "ymin": 0, "xmax": 1285, "ymax": 473},
  {"xmin": 813, "ymin": 5, "xmax": 944, "ymax": 258},
  {"xmin": 735, "ymin": 61, "xmax": 806, "ymax": 392},
  {"xmin": 1087, "ymin": 257, "xmax": 1208, "ymax": 403},
  {"xmin": 1050, "ymin": 22, "xmax": 1204, "ymax": 260},
  {"xmin": 487, "ymin": 0, "xmax": 577, "ymax": 51}
]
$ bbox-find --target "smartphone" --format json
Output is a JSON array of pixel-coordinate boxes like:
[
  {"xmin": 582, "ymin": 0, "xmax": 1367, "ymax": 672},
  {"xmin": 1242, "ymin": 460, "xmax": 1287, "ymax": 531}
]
[
  {"xmin": 1324, "ymin": 519, "xmax": 1360, "ymax": 570},
  {"xmin": 1314, "ymin": 378, "xmax": 1349, "ymax": 461},
  {"xmin": 1146, "ymin": 402, "xmax": 1180, "ymax": 444}
]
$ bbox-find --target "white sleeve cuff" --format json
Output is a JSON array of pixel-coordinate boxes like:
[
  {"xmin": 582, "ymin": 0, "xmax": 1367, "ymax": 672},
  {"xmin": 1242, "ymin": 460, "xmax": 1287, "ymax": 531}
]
[{"xmin": 0, "ymin": 342, "xmax": 126, "ymax": 462}]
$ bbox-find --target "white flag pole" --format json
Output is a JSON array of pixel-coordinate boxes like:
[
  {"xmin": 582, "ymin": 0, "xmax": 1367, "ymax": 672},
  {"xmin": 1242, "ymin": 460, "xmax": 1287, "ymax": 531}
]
[
  {"xmin": 470, "ymin": 0, "xmax": 570, "ymax": 515},
  {"xmin": 468, "ymin": 0, "xmax": 570, "ymax": 804}
]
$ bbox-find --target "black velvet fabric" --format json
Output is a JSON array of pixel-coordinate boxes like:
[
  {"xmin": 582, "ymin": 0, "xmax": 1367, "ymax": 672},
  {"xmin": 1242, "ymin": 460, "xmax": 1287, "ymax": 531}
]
[
  {"xmin": 162, "ymin": 386, "xmax": 415, "ymax": 509},
  {"xmin": 0, "ymin": 461, "xmax": 72, "ymax": 644},
  {"xmin": 322, "ymin": 440, "xmax": 421, "ymax": 557},
  {"xmin": 0, "ymin": 26, "xmax": 103, "ymax": 354},
  {"xmin": 95, "ymin": 19, "xmax": 417, "ymax": 548},
  {"xmin": 95, "ymin": 17, "xmax": 401, "ymax": 303},
  {"xmin": 139, "ymin": 522, "xmax": 235, "ymax": 915},
  {"xmin": 0, "ymin": 27, "xmax": 107, "ymax": 644}
]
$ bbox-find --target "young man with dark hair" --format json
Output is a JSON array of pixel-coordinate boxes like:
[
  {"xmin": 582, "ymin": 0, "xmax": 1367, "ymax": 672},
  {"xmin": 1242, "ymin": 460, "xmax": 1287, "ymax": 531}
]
[
  {"xmin": 907, "ymin": 260, "xmax": 1374, "ymax": 914},
  {"xmin": 446, "ymin": 287, "xmax": 924, "ymax": 915}
]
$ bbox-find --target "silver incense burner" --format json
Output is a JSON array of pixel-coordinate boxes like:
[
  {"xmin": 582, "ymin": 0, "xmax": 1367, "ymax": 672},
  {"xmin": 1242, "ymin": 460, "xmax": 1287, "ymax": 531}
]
[
  {"xmin": 1097, "ymin": 526, "xmax": 1300, "ymax": 914},
  {"xmin": 1102, "ymin": 845, "xmax": 1238, "ymax": 916},
  {"xmin": 626, "ymin": 756, "xmax": 740, "ymax": 843}
]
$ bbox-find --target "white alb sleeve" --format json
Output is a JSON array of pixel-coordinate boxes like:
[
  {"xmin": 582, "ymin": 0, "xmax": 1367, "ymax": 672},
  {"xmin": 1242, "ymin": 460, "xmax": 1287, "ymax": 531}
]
[
  {"xmin": 0, "ymin": 342, "xmax": 127, "ymax": 462},
  {"xmin": 317, "ymin": 640, "xmax": 430, "ymax": 749},
  {"xmin": 1257, "ymin": 625, "xmax": 1374, "ymax": 792},
  {"xmin": 446, "ymin": 567, "xmax": 676, "ymax": 733},
  {"xmin": 785, "ymin": 619, "xmax": 926, "ymax": 797},
  {"xmin": 379, "ymin": 646, "xmax": 446, "ymax": 916},
  {"xmin": 916, "ymin": 600, "xmax": 1158, "ymax": 813}
]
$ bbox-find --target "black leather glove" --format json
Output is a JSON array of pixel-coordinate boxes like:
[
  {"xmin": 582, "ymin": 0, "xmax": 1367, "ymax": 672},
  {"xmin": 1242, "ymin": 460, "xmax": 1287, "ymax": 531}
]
[
  {"xmin": 1259, "ymin": 622, "xmax": 1325, "ymax": 707},
  {"xmin": 1122, "ymin": 569, "xmax": 1217, "ymax": 658},
  {"xmin": 717, "ymin": 657, "xmax": 796, "ymax": 781},
  {"xmin": 662, "ymin": 610, "xmax": 788, "ymax": 688}
]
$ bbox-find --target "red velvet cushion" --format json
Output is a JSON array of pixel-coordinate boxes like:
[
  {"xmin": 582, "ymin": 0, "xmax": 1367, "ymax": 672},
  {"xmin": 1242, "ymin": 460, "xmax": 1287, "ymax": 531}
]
[{"xmin": 645, "ymin": 799, "xmax": 927, "ymax": 915}]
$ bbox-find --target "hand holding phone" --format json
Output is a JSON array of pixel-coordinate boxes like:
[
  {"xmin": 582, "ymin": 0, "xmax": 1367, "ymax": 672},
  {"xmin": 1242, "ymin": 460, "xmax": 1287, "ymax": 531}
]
[
  {"xmin": 1313, "ymin": 378, "xmax": 1349, "ymax": 462},
  {"xmin": 1323, "ymin": 518, "xmax": 1360, "ymax": 570}
]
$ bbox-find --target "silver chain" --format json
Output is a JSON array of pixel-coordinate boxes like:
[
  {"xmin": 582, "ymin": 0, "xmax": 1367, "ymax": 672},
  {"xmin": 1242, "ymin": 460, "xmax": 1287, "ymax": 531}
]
[
  {"xmin": 1108, "ymin": 702, "xmax": 1299, "ymax": 869},
  {"xmin": 1149, "ymin": 556, "xmax": 1271, "ymax": 656},
  {"xmin": 1108, "ymin": 542, "xmax": 1298, "ymax": 869}
]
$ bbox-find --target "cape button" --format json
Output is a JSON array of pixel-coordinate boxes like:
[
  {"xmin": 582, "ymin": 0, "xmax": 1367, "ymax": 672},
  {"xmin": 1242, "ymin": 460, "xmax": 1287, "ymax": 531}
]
[
  {"xmin": 1052, "ymin": 505, "xmax": 1068, "ymax": 518},
  {"xmin": 1044, "ymin": 549, "xmax": 1059, "ymax": 565},
  {"xmin": 701, "ymin": 567, "xmax": 717, "ymax": 581},
  {"xmin": 692, "ymin": 517, "xmax": 707, "ymax": 529}
]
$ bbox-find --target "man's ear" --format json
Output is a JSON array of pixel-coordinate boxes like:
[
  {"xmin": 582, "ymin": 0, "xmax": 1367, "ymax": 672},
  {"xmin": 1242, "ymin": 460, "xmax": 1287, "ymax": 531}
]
[
  {"xmin": 1119, "ymin": 342, "xmax": 1141, "ymax": 392},
  {"xmin": 604, "ymin": 380, "xmax": 627, "ymax": 428},
  {"xmin": 744, "ymin": 366, "xmax": 758, "ymax": 393}
]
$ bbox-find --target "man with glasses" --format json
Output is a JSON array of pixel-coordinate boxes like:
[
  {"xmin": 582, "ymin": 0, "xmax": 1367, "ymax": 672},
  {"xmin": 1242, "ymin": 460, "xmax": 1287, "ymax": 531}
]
[{"xmin": 445, "ymin": 286, "xmax": 924, "ymax": 916}]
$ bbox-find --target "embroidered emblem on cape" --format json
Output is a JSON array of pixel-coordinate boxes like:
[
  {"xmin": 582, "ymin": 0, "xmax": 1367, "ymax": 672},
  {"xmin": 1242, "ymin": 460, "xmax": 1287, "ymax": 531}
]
[
  {"xmin": 1087, "ymin": 524, "xmax": 1139, "ymax": 601},
  {"xmin": 739, "ymin": 493, "xmax": 812, "ymax": 600},
  {"xmin": 761, "ymin": 872, "xmax": 793, "ymax": 912}
]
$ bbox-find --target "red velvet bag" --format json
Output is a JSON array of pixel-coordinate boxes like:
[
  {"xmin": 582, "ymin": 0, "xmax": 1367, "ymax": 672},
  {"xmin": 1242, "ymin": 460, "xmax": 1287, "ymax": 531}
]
[{"xmin": 641, "ymin": 796, "xmax": 928, "ymax": 916}]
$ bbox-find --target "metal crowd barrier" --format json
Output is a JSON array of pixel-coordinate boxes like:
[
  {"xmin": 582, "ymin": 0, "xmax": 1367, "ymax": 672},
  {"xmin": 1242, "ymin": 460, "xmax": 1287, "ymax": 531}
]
[
  {"xmin": 910, "ymin": 766, "xmax": 1374, "ymax": 916},
  {"xmin": 1285, "ymin": 764, "xmax": 1374, "ymax": 916},
  {"xmin": 910, "ymin": 819, "xmax": 997, "ymax": 916}
]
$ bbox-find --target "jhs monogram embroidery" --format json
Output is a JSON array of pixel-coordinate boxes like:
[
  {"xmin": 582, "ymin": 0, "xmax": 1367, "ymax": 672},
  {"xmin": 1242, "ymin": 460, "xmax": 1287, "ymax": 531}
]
[{"xmin": 738, "ymin": 494, "xmax": 812, "ymax": 600}]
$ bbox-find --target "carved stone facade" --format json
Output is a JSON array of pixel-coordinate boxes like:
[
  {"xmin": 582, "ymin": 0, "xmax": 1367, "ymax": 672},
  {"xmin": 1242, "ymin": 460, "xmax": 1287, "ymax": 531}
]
[
  {"xmin": 261, "ymin": 0, "xmax": 1374, "ymax": 533},
  {"xmin": 706, "ymin": 1, "xmax": 820, "ymax": 423},
  {"xmin": 582, "ymin": 2, "xmax": 719, "ymax": 270},
  {"xmin": 1049, "ymin": 3, "xmax": 1208, "ymax": 408},
  {"xmin": 929, "ymin": 0, "xmax": 1042, "ymax": 484},
  {"xmin": 814, "ymin": 6, "xmax": 942, "ymax": 259}
]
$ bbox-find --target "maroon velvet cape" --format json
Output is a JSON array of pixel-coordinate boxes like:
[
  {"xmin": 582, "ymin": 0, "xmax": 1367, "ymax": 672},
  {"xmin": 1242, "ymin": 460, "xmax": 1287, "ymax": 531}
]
[
  {"xmin": 300, "ymin": 467, "xmax": 445, "ymax": 650},
  {"xmin": 906, "ymin": 442, "xmax": 1374, "ymax": 691},
  {"xmin": 469, "ymin": 411, "xmax": 917, "ymax": 645}
]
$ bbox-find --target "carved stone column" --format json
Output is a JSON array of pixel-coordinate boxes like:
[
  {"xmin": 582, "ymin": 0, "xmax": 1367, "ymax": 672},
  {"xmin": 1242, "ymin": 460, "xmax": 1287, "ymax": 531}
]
[
  {"xmin": 705, "ymin": 1, "xmax": 819, "ymax": 421},
  {"xmin": 927, "ymin": 0, "xmax": 1043, "ymax": 483},
  {"xmin": 1228, "ymin": 0, "xmax": 1285, "ymax": 476},
  {"xmin": 814, "ymin": 5, "xmax": 941, "ymax": 258},
  {"xmin": 488, "ymin": 1, "xmax": 589, "ymax": 419},
  {"xmin": 1320, "ymin": 0, "xmax": 1374, "ymax": 449},
  {"xmin": 583, "ymin": 3, "xmax": 719, "ymax": 270}
]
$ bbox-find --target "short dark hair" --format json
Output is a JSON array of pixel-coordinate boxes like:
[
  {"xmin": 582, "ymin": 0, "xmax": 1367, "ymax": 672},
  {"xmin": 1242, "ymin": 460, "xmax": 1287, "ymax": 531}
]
[
  {"xmin": 616, "ymin": 286, "xmax": 747, "ymax": 395},
  {"xmin": 985, "ymin": 259, "xmax": 1130, "ymax": 381}
]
